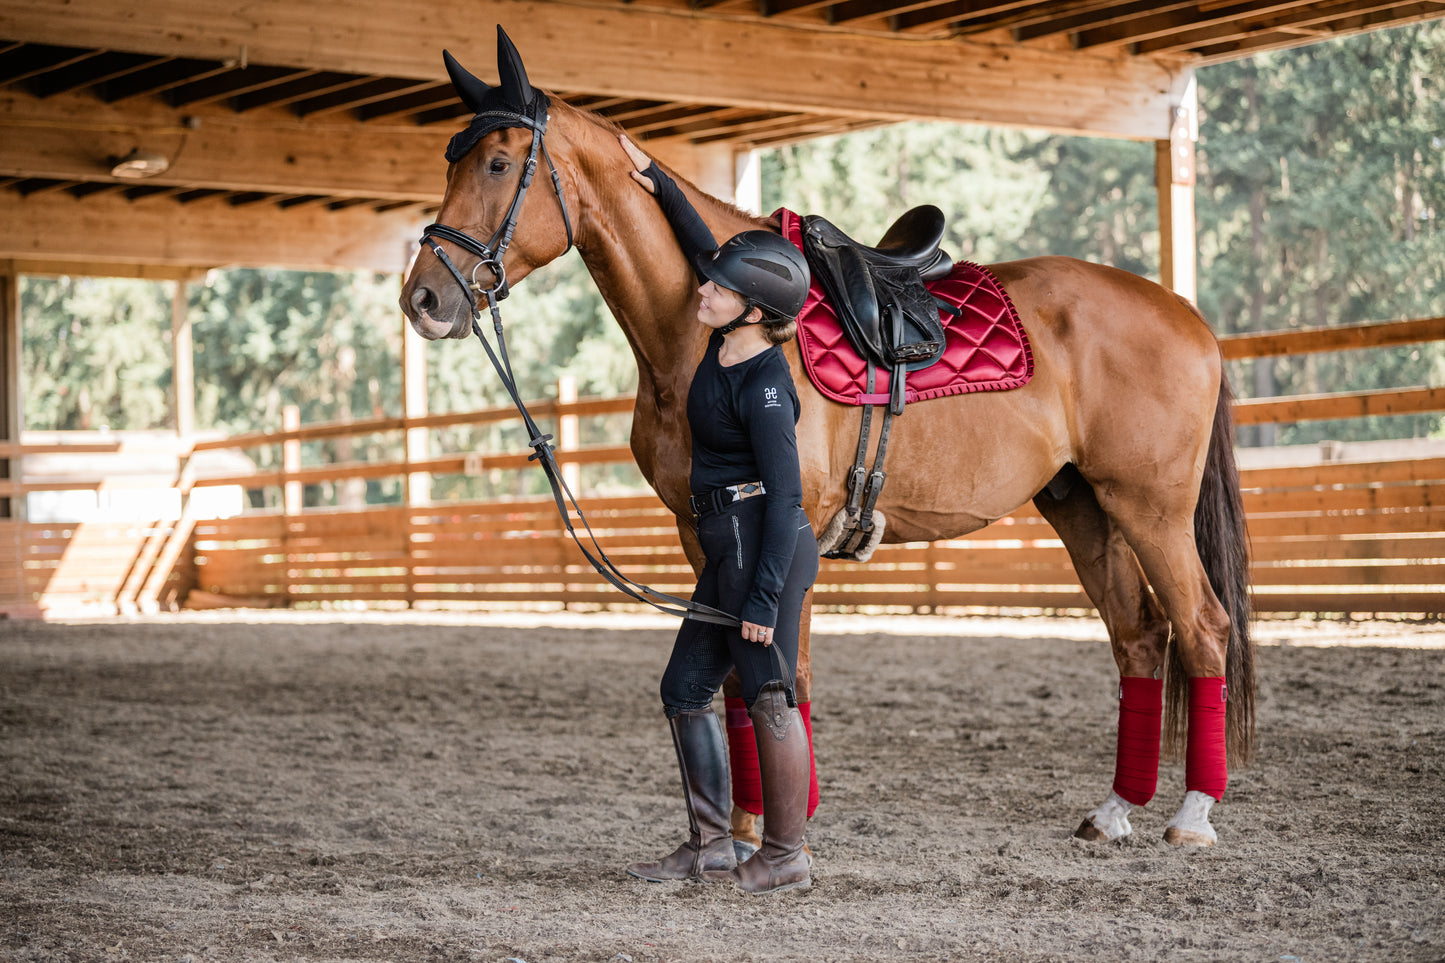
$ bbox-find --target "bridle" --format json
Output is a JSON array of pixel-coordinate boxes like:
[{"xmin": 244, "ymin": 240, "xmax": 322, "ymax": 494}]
[
  {"xmin": 419, "ymin": 107, "xmax": 573, "ymax": 336},
  {"xmin": 414, "ymin": 108, "xmax": 741, "ymax": 629}
]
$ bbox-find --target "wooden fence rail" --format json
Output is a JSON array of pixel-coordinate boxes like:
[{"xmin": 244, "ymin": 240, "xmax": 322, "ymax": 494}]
[{"xmin": 180, "ymin": 449, "xmax": 1445, "ymax": 616}]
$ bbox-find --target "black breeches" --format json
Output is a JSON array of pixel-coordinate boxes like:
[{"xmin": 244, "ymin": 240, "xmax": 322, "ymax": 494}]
[{"xmin": 659, "ymin": 499, "xmax": 819, "ymax": 715}]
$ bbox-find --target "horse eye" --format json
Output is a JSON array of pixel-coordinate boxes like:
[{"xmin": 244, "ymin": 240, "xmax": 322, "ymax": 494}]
[{"xmin": 488, "ymin": 158, "xmax": 510, "ymax": 175}]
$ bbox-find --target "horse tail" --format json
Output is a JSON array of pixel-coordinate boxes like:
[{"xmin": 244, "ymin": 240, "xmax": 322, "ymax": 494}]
[{"xmin": 1163, "ymin": 361, "xmax": 1256, "ymax": 768}]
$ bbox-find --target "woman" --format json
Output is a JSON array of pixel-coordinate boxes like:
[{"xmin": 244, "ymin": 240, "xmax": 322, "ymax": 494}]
[{"xmin": 618, "ymin": 135, "xmax": 820, "ymax": 895}]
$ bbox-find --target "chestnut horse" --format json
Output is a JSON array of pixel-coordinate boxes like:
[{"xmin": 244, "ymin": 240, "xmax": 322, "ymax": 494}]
[{"xmin": 400, "ymin": 37, "xmax": 1254, "ymax": 848}]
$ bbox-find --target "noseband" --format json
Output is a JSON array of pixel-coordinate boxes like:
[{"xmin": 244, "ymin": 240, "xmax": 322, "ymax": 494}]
[{"xmin": 419, "ymin": 109, "xmax": 575, "ymax": 336}]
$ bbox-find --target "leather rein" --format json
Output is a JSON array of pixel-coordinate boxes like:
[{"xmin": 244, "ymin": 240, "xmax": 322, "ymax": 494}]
[{"xmin": 416, "ymin": 111, "xmax": 742, "ymax": 628}]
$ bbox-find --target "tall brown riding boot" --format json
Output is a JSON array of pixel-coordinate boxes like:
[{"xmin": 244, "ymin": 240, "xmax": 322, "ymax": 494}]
[
  {"xmin": 732, "ymin": 684, "xmax": 811, "ymax": 895},
  {"xmin": 626, "ymin": 709, "xmax": 737, "ymax": 882}
]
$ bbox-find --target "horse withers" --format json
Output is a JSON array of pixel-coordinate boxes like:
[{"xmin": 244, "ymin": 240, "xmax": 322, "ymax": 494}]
[{"xmin": 400, "ymin": 28, "xmax": 1255, "ymax": 849}]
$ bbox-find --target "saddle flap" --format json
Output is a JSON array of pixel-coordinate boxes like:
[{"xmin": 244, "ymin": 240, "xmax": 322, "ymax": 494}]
[
  {"xmin": 804, "ymin": 237, "xmax": 886, "ymax": 365},
  {"xmin": 801, "ymin": 211, "xmax": 948, "ymax": 373}
]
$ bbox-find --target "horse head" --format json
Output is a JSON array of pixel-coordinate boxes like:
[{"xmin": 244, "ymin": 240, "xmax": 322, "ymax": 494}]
[{"xmin": 401, "ymin": 27, "xmax": 578, "ymax": 340}]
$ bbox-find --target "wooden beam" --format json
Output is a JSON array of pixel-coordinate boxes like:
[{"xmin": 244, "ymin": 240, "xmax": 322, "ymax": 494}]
[
  {"xmin": 0, "ymin": 258, "xmax": 207, "ymax": 280},
  {"xmin": 0, "ymin": 0, "xmax": 1187, "ymax": 139},
  {"xmin": 0, "ymin": 91, "xmax": 451, "ymax": 201},
  {"xmin": 0, "ymin": 188, "xmax": 425, "ymax": 272}
]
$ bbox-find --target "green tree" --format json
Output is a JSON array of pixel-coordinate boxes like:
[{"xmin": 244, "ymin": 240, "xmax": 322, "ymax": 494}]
[
  {"xmin": 21, "ymin": 276, "xmax": 173, "ymax": 431},
  {"xmin": 1195, "ymin": 21, "xmax": 1445, "ymax": 444},
  {"xmin": 189, "ymin": 268, "xmax": 406, "ymax": 507}
]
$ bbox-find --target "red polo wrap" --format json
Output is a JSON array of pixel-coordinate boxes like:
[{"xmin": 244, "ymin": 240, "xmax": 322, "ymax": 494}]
[
  {"xmin": 799, "ymin": 700, "xmax": 819, "ymax": 817},
  {"xmin": 1186, "ymin": 676, "xmax": 1229, "ymax": 800},
  {"xmin": 725, "ymin": 696, "xmax": 762, "ymax": 815},
  {"xmin": 726, "ymin": 696, "xmax": 819, "ymax": 818},
  {"xmin": 1112, "ymin": 676, "xmax": 1163, "ymax": 806}
]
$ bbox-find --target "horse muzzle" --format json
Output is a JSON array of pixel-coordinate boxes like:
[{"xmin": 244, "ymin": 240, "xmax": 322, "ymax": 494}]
[{"xmin": 401, "ymin": 285, "xmax": 473, "ymax": 340}]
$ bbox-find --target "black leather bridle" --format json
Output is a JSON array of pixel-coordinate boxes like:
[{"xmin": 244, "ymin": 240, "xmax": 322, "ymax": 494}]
[
  {"xmin": 419, "ymin": 108, "xmax": 573, "ymax": 334},
  {"xmin": 416, "ymin": 110, "xmax": 741, "ymax": 628}
]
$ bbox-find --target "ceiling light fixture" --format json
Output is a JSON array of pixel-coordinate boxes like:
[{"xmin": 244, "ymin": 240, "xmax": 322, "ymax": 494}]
[{"xmin": 109, "ymin": 148, "xmax": 171, "ymax": 179}]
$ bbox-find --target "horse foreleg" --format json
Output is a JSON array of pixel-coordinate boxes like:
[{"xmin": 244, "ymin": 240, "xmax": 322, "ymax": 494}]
[{"xmin": 1034, "ymin": 477, "xmax": 1171, "ymax": 842}]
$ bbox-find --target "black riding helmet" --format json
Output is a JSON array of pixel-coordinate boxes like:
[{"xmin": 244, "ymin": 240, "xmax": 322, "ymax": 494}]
[{"xmin": 694, "ymin": 231, "xmax": 811, "ymax": 321}]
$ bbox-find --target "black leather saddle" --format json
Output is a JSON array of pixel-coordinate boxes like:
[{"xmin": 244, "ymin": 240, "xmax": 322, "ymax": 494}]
[{"xmin": 801, "ymin": 205, "xmax": 955, "ymax": 379}]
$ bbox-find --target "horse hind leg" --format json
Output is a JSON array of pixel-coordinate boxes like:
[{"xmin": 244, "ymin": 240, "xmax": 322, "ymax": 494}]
[
  {"xmin": 1033, "ymin": 467, "xmax": 1171, "ymax": 842},
  {"xmin": 1095, "ymin": 481, "xmax": 1234, "ymax": 847}
]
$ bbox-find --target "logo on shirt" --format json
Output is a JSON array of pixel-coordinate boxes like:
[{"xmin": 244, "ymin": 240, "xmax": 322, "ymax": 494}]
[{"xmin": 763, "ymin": 386, "xmax": 780, "ymax": 408}]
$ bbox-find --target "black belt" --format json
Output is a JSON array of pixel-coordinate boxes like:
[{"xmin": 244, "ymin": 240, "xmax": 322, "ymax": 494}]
[{"xmin": 690, "ymin": 481, "xmax": 766, "ymax": 516}]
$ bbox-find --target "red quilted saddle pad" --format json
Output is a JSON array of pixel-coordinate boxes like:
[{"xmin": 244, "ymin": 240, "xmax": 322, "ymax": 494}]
[{"xmin": 779, "ymin": 209, "xmax": 1033, "ymax": 406}]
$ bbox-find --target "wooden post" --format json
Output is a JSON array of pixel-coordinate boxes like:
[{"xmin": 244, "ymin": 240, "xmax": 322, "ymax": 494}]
[
  {"xmin": 1156, "ymin": 72, "xmax": 1197, "ymax": 302},
  {"xmin": 557, "ymin": 375, "xmax": 580, "ymax": 494},
  {"xmin": 0, "ymin": 264, "xmax": 19, "ymax": 521},
  {"xmin": 402, "ymin": 312, "xmax": 430, "ymax": 507},
  {"xmin": 401, "ymin": 306, "xmax": 428, "ymax": 608},
  {"xmin": 171, "ymin": 274, "xmax": 195, "ymax": 438},
  {"xmin": 282, "ymin": 405, "xmax": 301, "ymax": 515},
  {"xmin": 735, "ymin": 149, "xmax": 762, "ymax": 215}
]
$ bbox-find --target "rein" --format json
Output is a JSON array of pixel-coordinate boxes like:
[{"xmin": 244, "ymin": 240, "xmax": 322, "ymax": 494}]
[{"xmin": 417, "ymin": 111, "xmax": 742, "ymax": 629}]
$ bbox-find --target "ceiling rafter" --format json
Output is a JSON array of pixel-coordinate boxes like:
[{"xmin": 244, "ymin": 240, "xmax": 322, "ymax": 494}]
[
  {"xmin": 165, "ymin": 65, "xmax": 317, "ymax": 108},
  {"xmin": 1137, "ymin": 0, "xmax": 1440, "ymax": 55},
  {"xmin": 1012, "ymin": 2, "xmax": 1197, "ymax": 42},
  {"xmin": 1073, "ymin": 0, "xmax": 1324, "ymax": 49}
]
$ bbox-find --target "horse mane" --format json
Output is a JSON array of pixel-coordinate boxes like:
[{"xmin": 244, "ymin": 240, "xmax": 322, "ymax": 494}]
[{"xmin": 550, "ymin": 94, "xmax": 774, "ymax": 233}]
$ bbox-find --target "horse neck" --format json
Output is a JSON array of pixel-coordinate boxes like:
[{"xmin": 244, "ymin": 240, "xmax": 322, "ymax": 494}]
[{"xmin": 565, "ymin": 126, "xmax": 767, "ymax": 404}]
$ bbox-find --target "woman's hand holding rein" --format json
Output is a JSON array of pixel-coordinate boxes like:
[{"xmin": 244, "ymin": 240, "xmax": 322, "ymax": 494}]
[{"xmin": 741, "ymin": 621, "xmax": 775, "ymax": 646}]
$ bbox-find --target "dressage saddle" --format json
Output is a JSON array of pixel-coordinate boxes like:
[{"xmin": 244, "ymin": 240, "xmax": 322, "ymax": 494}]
[
  {"xmin": 801, "ymin": 205, "xmax": 956, "ymax": 397},
  {"xmin": 799, "ymin": 205, "xmax": 958, "ymax": 561}
]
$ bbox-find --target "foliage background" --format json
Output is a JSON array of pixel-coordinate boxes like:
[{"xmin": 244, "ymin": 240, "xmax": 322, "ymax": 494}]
[{"xmin": 21, "ymin": 22, "xmax": 1445, "ymax": 504}]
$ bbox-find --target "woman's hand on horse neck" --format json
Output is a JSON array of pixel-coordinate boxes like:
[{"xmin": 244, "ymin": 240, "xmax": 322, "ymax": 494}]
[{"xmin": 619, "ymin": 135, "xmax": 657, "ymax": 194}]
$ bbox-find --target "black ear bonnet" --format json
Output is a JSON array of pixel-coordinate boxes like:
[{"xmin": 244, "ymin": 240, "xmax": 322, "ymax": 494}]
[{"xmin": 443, "ymin": 26, "xmax": 550, "ymax": 164}]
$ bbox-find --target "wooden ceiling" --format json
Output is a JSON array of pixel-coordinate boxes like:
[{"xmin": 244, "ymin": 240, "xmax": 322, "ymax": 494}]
[{"xmin": 1, "ymin": 0, "xmax": 1442, "ymax": 270}]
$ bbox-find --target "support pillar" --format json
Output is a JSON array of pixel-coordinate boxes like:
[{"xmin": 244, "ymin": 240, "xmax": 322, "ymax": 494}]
[
  {"xmin": 402, "ymin": 310, "xmax": 430, "ymax": 507},
  {"xmin": 735, "ymin": 149, "xmax": 762, "ymax": 215},
  {"xmin": 171, "ymin": 274, "xmax": 196, "ymax": 438},
  {"xmin": 1156, "ymin": 72, "xmax": 1198, "ymax": 303},
  {"xmin": 282, "ymin": 405, "xmax": 301, "ymax": 515},
  {"xmin": 0, "ymin": 265, "xmax": 19, "ymax": 521},
  {"xmin": 557, "ymin": 375, "xmax": 580, "ymax": 494}
]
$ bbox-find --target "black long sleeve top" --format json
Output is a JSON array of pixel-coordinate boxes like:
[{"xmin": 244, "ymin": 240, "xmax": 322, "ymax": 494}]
[{"xmin": 646, "ymin": 161, "xmax": 807, "ymax": 627}]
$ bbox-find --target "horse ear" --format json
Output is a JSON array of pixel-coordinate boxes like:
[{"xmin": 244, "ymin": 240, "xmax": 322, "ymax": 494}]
[
  {"xmin": 443, "ymin": 49, "xmax": 492, "ymax": 114},
  {"xmin": 495, "ymin": 25, "xmax": 536, "ymax": 107}
]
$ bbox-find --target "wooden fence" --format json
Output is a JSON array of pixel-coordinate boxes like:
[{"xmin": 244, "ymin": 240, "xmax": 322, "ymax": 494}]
[{"xmin": 4, "ymin": 316, "xmax": 1443, "ymax": 618}]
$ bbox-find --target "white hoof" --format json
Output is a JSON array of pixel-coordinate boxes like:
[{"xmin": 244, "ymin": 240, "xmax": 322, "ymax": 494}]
[
  {"xmin": 1163, "ymin": 790, "xmax": 1218, "ymax": 846},
  {"xmin": 1074, "ymin": 791, "xmax": 1133, "ymax": 842}
]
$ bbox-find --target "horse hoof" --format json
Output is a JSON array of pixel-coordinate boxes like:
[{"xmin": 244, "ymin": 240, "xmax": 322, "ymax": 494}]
[
  {"xmin": 1162, "ymin": 826, "xmax": 1215, "ymax": 847},
  {"xmin": 733, "ymin": 839, "xmax": 759, "ymax": 862},
  {"xmin": 1073, "ymin": 818, "xmax": 1112, "ymax": 842}
]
